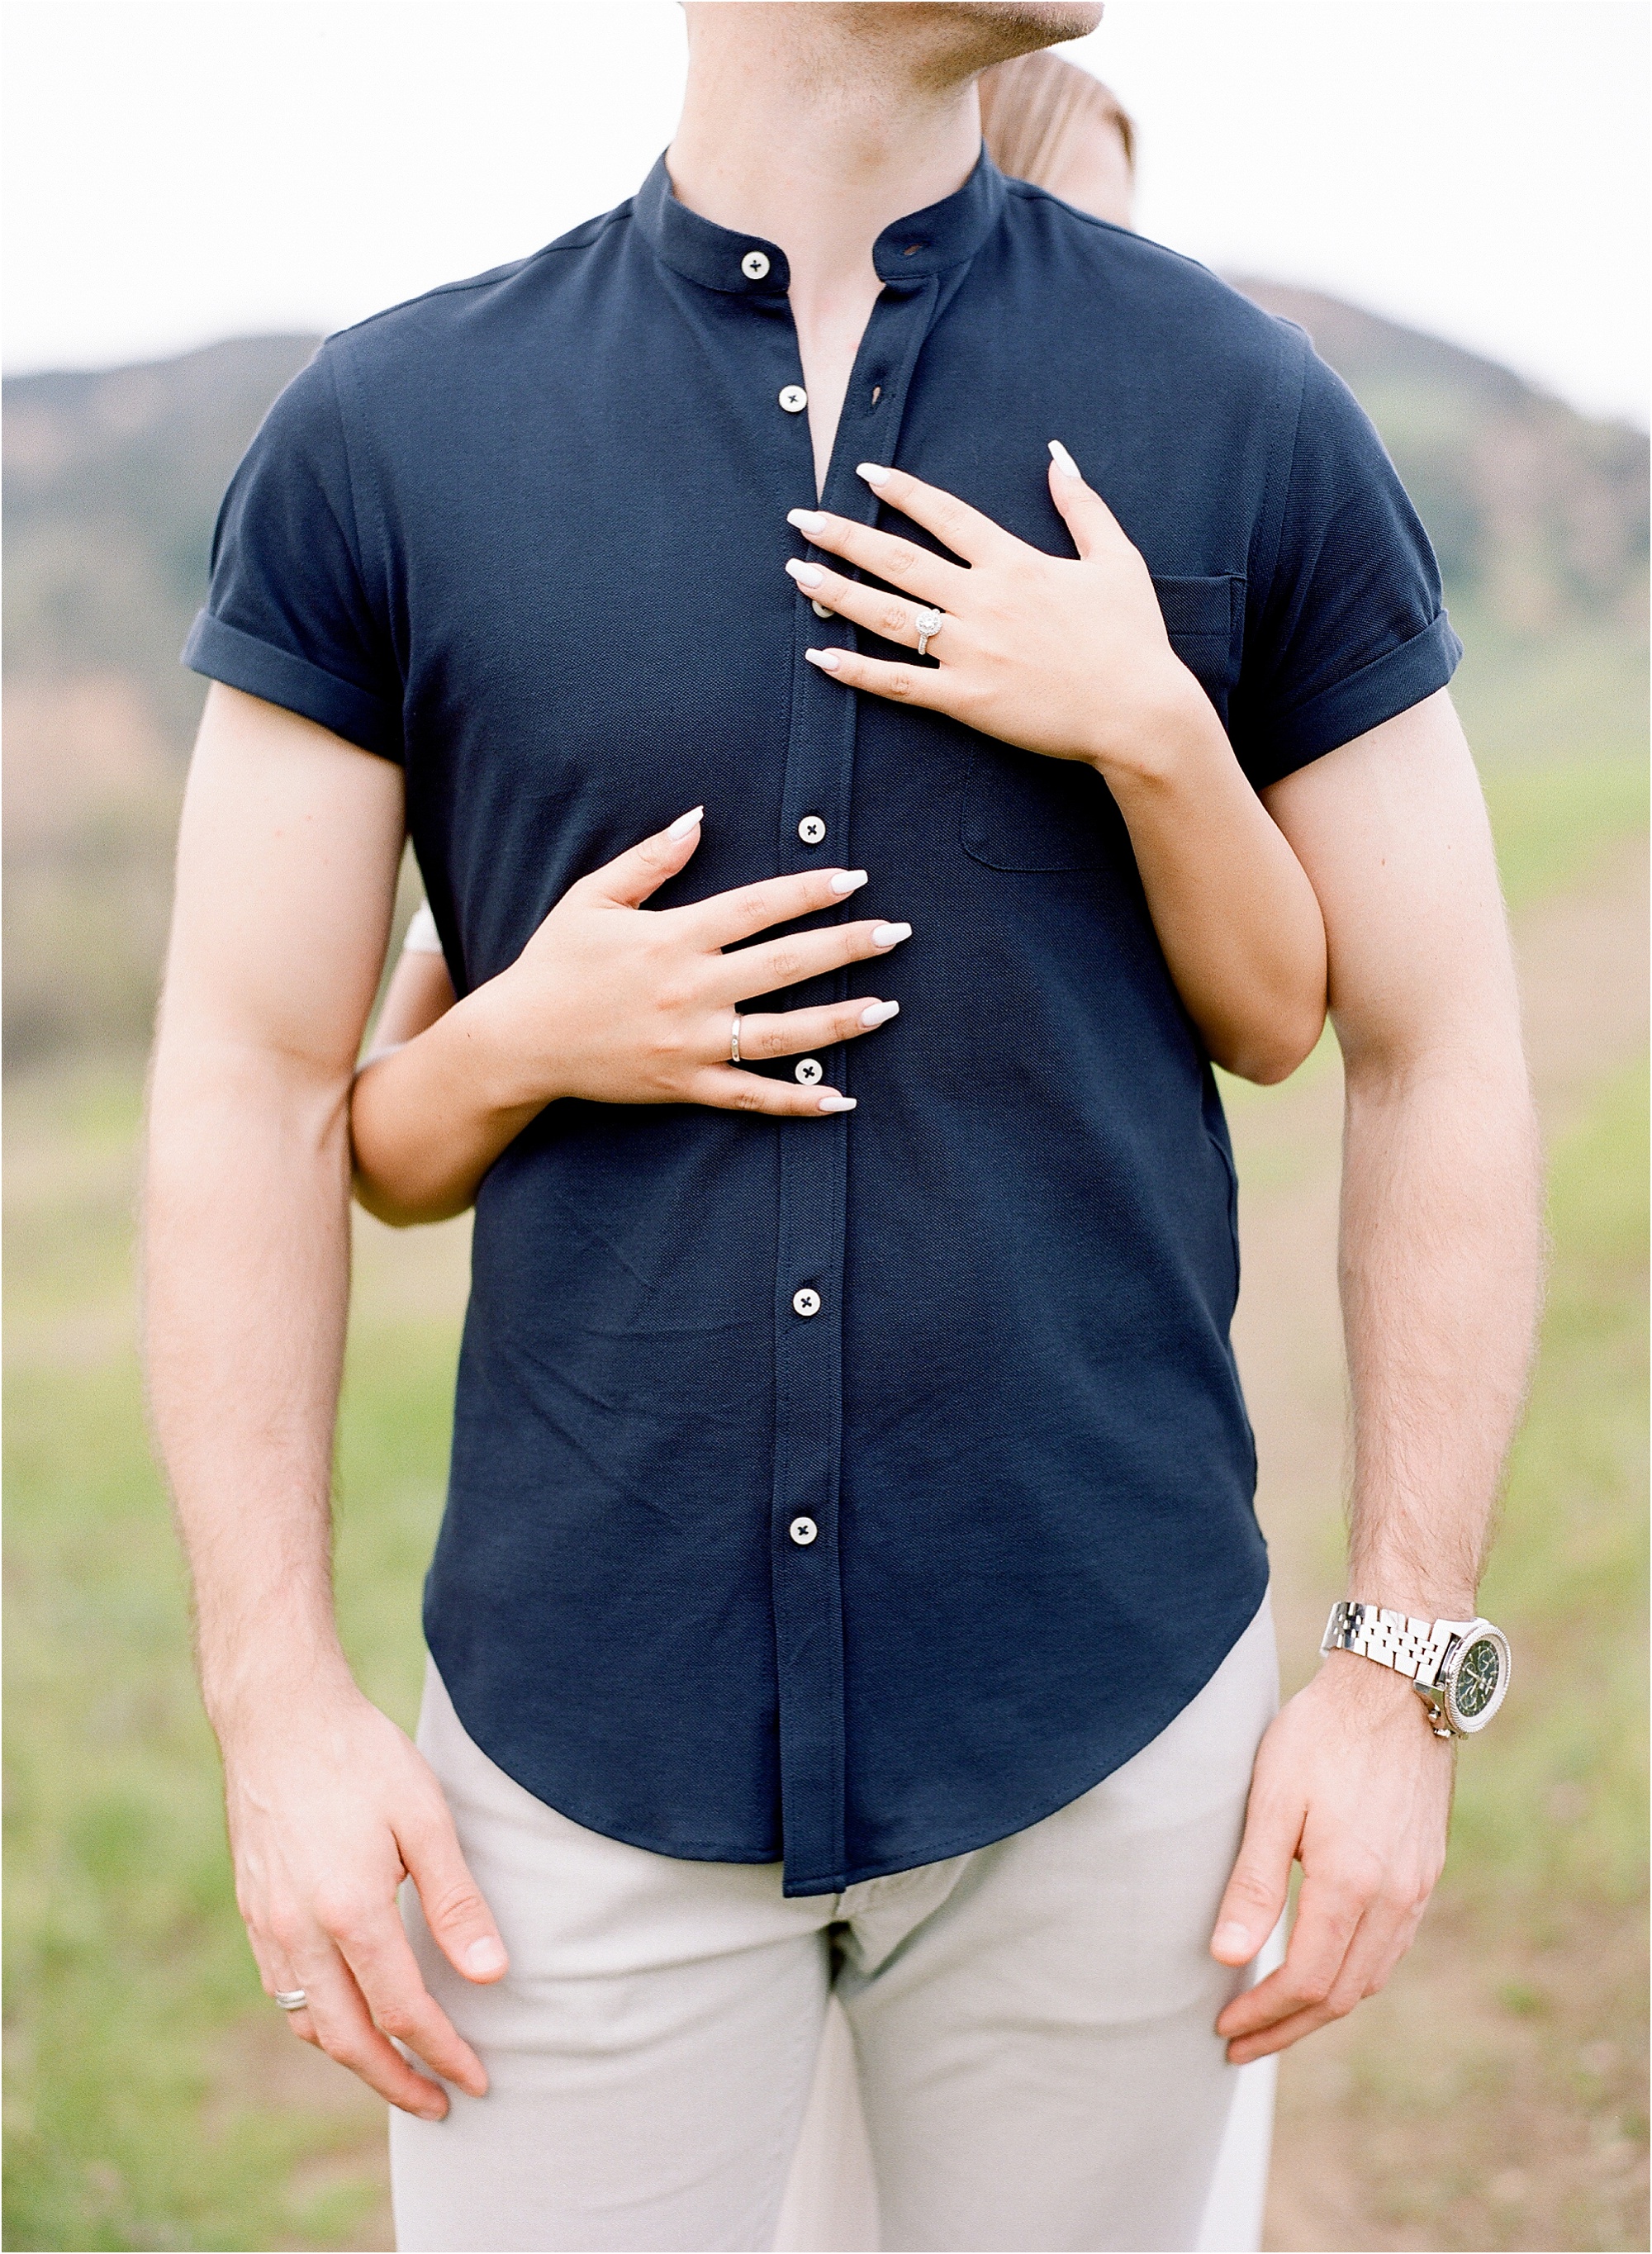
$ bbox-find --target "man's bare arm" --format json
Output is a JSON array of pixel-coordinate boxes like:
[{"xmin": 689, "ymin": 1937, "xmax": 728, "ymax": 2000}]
[
  {"xmin": 144, "ymin": 684, "xmax": 508, "ymax": 2118},
  {"xmin": 1208, "ymin": 689, "xmax": 1542, "ymax": 2060}
]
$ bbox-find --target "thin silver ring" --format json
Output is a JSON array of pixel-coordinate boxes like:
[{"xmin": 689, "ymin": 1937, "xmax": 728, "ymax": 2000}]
[
  {"xmin": 730, "ymin": 1013, "xmax": 743, "ymax": 1065},
  {"xmin": 273, "ymin": 1989, "xmax": 309, "ymax": 2013},
  {"xmin": 914, "ymin": 604, "xmax": 943, "ymax": 658}
]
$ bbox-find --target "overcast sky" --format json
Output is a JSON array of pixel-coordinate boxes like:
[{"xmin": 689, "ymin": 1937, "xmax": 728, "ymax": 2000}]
[{"xmin": 3, "ymin": 0, "xmax": 1647, "ymax": 425}]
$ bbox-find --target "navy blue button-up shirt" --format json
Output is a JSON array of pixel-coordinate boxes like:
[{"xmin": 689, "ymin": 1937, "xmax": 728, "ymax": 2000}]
[{"xmin": 185, "ymin": 153, "xmax": 1458, "ymax": 1895}]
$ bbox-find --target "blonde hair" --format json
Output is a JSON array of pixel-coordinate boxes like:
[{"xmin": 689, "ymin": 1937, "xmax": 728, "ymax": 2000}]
[{"xmin": 978, "ymin": 49, "xmax": 1136, "ymax": 196}]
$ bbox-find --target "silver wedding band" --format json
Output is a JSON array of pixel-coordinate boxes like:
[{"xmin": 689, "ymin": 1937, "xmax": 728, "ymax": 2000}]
[
  {"xmin": 730, "ymin": 1013, "xmax": 743, "ymax": 1065},
  {"xmin": 914, "ymin": 604, "xmax": 943, "ymax": 658},
  {"xmin": 273, "ymin": 1988, "xmax": 309, "ymax": 2012}
]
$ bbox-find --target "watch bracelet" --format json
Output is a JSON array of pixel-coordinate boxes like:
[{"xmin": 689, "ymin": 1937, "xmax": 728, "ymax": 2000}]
[{"xmin": 1320, "ymin": 1600, "xmax": 1458, "ymax": 1687}]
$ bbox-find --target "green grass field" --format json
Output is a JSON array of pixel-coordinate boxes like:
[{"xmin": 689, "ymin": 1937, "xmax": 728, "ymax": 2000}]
[{"xmin": 4, "ymin": 751, "xmax": 1646, "ymax": 2252}]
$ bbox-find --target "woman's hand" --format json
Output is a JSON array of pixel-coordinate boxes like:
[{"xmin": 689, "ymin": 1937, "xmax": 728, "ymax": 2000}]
[
  {"xmin": 785, "ymin": 444, "xmax": 1213, "ymax": 781},
  {"xmin": 464, "ymin": 810, "xmax": 907, "ymax": 1118},
  {"xmin": 785, "ymin": 448, "xmax": 1327, "ymax": 1087},
  {"xmin": 350, "ymin": 812, "xmax": 909, "ymax": 1224}
]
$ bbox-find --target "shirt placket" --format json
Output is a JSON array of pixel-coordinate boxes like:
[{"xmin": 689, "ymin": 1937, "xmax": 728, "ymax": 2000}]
[{"xmin": 766, "ymin": 275, "xmax": 939, "ymax": 1895}]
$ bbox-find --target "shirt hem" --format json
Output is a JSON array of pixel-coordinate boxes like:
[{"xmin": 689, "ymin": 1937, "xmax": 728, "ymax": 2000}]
[
  {"xmin": 778, "ymin": 1575, "xmax": 1273, "ymax": 1896},
  {"xmin": 428, "ymin": 1572, "xmax": 1271, "ymax": 1897},
  {"xmin": 181, "ymin": 609, "xmax": 401, "ymax": 762}
]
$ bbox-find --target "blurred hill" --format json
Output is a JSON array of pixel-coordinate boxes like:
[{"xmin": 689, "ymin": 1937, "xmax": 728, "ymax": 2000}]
[
  {"xmin": 4, "ymin": 336, "xmax": 318, "ymax": 1058},
  {"xmin": 3, "ymin": 294, "xmax": 1646, "ymax": 1061},
  {"xmin": 1236, "ymin": 282, "xmax": 1648, "ymax": 640}
]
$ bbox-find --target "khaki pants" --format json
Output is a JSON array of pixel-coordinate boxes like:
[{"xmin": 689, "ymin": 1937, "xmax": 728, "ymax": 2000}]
[{"xmin": 391, "ymin": 1597, "xmax": 1279, "ymax": 2253}]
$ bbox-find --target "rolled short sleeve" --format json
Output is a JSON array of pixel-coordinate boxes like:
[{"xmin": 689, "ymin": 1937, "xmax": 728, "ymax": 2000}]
[
  {"xmin": 181, "ymin": 347, "xmax": 402, "ymax": 762},
  {"xmin": 1231, "ymin": 339, "xmax": 1462, "ymax": 788}
]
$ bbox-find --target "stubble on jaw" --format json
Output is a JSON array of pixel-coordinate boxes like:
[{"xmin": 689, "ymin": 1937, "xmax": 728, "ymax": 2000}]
[
  {"xmin": 683, "ymin": 3, "xmax": 1106, "ymax": 97},
  {"xmin": 910, "ymin": 2, "xmax": 1108, "ymax": 65}
]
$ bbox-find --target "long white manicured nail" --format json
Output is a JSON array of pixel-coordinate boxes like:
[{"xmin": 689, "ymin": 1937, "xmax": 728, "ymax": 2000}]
[
  {"xmin": 829, "ymin": 869, "xmax": 869, "ymax": 894},
  {"xmin": 860, "ymin": 999, "xmax": 900, "ymax": 1027},
  {"xmin": 818, "ymin": 1093, "xmax": 857, "ymax": 1113},
  {"xmin": 805, "ymin": 648, "xmax": 843, "ymax": 672},
  {"xmin": 666, "ymin": 805, "xmax": 704, "ymax": 840},
  {"xmin": 788, "ymin": 507, "xmax": 828, "ymax": 532},
  {"xmin": 871, "ymin": 922, "xmax": 911, "ymax": 949},
  {"xmin": 1047, "ymin": 439, "xmax": 1081, "ymax": 480},
  {"xmin": 857, "ymin": 463, "xmax": 892, "ymax": 486},
  {"xmin": 786, "ymin": 560, "xmax": 825, "ymax": 589}
]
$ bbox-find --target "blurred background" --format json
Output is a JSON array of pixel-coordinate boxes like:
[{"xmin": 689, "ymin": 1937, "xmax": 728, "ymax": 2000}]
[{"xmin": 3, "ymin": 3, "xmax": 1646, "ymax": 2248}]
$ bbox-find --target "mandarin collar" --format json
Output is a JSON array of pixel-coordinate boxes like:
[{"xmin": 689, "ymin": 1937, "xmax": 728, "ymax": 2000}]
[{"xmin": 632, "ymin": 148, "xmax": 1009, "ymax": 297}]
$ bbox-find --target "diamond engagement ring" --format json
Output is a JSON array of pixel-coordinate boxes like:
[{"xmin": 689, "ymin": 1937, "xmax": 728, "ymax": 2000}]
[
  {"xmin": 730, "ymin": 1013, "xmax": 743, "ymax": 1065},
  {"xmin": 914, "ymin": 605, "xmax": 943, "ymax": 658},
  {"xmin": 273, "ymin": 1989, "xmax": 309, "ymax": 2012}
]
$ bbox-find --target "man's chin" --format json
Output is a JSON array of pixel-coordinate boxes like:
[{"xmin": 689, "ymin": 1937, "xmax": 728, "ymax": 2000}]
[
  {"xmin": 829, "ymin": 2, "xmax": 1104, "ymax": 76},
  {"xmin": 931, "ymin": 2, "xmax": 1106, "ymax": 64}
]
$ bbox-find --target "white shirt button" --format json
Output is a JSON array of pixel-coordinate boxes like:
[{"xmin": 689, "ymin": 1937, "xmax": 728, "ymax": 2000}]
[
  {"xmin": 791, "ymin": 1287, "xmax": 821, "ymax": 1318},
  {"xmin": 796, "ymin": 814, "xmax": 827, "ymax": 846},
  {"xmin": 795, "ymin": 1058, "xmax": 824, "ymax": 1085},
  {"xmin": 778, "ymin": 384, "xmax": 808, "ymax": 414},
  {"xmin": 789, "ymin": 1516, "xmax": 819, "ymax": 1547},
  {"xmin": 810, "ymin": 600, "xmax": 833, "ymax": 619},
  {"xmin": 741, "ymin": 249, "xmax": 771, "ymax": 281}
]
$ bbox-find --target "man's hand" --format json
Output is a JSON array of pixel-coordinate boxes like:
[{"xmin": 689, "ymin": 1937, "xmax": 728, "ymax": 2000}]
[
  {"xmin": 225, "ymin": 1678, "xmax": 507, "ymax": 2119},
  {"xmin": 1210, "ymin": 1654, "xmax": 1453, "ymax": 2062}
]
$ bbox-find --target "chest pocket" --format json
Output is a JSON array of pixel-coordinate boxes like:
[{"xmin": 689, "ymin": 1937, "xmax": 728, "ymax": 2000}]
[{"xmin": 960, "ymin": 574, "xmax": 1245, "ymax": 875}]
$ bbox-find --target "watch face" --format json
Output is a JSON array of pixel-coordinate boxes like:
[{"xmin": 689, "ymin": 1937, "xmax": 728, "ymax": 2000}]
[{"xmin": 1452, "ymin": 1636, "xmax": 1503, "ymax": 1723}]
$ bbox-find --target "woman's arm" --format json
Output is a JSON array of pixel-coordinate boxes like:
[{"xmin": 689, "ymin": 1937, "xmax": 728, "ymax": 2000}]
[
  {"xmin": 351, "ymin": 814, "xmax": 909, "ymax": 1226},
  {"xmin": 783, "ymin": 449, "xmax": 1328, "ymax": 1084},
  {"xmin": 365, "ymin": 904, "xmax": 457, "ymax": 1059},
  {"xmin": 1095, "ymin": 700, "xmax": 1327, "ymax": 1084},
  {"xmin": 352, "ymin": 975, "xmax": 539, "ymax": 1227}
]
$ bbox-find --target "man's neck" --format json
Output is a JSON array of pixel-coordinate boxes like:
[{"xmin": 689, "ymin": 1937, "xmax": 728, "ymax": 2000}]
[{"xmin": 667, "ymin": 11, "xmax": 982, "ymax": 492}]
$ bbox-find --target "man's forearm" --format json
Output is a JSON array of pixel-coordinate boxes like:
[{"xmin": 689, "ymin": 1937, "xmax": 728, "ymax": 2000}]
[
  {"xmin": 1211, "ymin": 1032, "xmax": 1538, "ymax": 2059},
  {"xmin": 1213, "ymin": 696, "xmax": 1540, "ymax": 2061},
  {"xmin": 145, "ymin": 1041, "xmax": 357, "ymax": 1732},
  {"xmin": 1339, "ymin": 1041, "xmax": 1542, "ymax": 1617}
]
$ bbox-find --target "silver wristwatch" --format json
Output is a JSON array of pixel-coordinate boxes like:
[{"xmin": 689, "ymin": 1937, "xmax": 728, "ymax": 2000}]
[{"xmin": 1321, "ymin": 1602, "xmax": 1511, "ymax": 1738}]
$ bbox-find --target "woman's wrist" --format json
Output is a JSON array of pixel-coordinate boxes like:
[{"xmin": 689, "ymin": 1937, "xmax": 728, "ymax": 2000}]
[
  {"xmin": 351, "ymin": 973, "xmax": 558, "ymax": 1226},
  {"xmin": 449, "ymin": 969, "xmax": 570, "ymax": 1119},
  {"xmin": 1085, "ymin": 662, "xmax": 1229, "ymax": 796}
]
